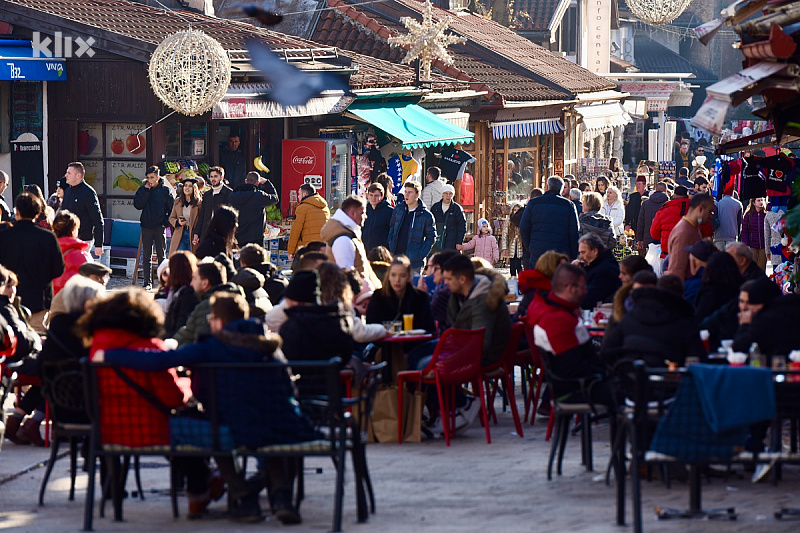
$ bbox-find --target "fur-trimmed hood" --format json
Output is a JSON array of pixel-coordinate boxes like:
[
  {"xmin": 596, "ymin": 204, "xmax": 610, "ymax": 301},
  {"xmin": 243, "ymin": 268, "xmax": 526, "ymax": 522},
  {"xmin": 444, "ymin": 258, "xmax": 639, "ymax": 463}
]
[
  {"xmin": 473, "ymin": 267, "xmax": 509, "ymax": 310},
  {"xmin": 213, "ymin": 318, "xmax": 283, "ymax": 358}
]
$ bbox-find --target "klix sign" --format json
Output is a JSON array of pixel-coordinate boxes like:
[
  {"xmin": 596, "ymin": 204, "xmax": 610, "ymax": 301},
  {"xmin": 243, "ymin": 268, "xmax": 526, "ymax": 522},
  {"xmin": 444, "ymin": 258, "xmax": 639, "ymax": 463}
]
[{"xmin": 32, "ymin": 31, "xmax": 95, "ymax": 58}]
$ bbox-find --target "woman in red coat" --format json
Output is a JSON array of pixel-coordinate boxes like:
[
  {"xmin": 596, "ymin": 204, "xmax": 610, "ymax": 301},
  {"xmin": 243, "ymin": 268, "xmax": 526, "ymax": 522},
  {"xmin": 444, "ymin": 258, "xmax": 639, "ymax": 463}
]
[
  {"xmin": 51, "ymin": 210, "xmax": 92, "ymax": 295},
  {"xmin": 76, "ymin": 288, "xmax": 184, "ymax": 448}
]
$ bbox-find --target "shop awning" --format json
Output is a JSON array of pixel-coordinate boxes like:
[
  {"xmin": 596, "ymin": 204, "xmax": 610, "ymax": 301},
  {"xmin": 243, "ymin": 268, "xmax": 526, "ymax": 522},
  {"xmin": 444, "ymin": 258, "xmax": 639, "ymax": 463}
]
[
  {"xmin": 575, "ymin": 102, "xmax": 632, "ymax": 137},
  {"xmin": 488, "ymin": 118, "xmax": 565, "ymax": 139},
  {"xmin": 345, "ymin": 102, "xmax": 474, "ymax": 149},
  {"xmin": 0, "ymin": 40, "xmax": 66, "ymax": 81},
  {"xmin": 618, "ymin": 82, "xmax": 677, "ymax": 112},
  {"xmin": 431, "ymin": 110, "xmax": 470, "ymax": 130},
  {"xmin": 212, "ymin": 83, "xmax": 353, "ymax": 119}
]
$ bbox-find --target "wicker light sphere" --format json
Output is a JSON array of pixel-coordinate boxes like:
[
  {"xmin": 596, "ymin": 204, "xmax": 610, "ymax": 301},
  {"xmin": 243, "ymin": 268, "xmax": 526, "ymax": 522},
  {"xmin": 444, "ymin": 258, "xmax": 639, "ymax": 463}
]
[
  {"xmin": 627, "ymin": 0, "xmax": 692, "ymax": 25},
  {"xmin": 149, "ymin": 29, "xmax": 231, "ymax": 116}
]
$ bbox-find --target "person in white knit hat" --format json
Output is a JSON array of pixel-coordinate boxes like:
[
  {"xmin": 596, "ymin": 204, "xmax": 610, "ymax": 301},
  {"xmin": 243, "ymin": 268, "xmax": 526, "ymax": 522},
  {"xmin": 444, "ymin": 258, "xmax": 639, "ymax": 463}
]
[{"xmin": 429, "ymin": 182, "xmax": 466, "ymax": 254}]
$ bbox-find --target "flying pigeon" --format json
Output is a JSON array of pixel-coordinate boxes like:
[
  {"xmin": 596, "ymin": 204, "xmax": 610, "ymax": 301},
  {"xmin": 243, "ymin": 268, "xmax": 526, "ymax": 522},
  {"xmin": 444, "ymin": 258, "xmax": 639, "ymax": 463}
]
[
  {"xmin": 222, "ymin": 3, "xmax": 283, "ymax": 25},
  {"xmin": 246, "ymin": 39, "xmax": 353, "ymax": 107}
]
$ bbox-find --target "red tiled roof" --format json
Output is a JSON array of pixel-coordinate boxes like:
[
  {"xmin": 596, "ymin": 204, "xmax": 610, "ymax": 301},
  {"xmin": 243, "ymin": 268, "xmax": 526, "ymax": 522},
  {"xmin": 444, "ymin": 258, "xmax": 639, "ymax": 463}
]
[
  {"xmin": 313, "ymin": 0, "xmax": 574, "ymax": 101},
  {"xmin": 388, "ymin": 0, "xmax": 615, "ymax": 94},
  {"xmin": 513, "ymin": 0, "xmax": 562, "ymax": 32},
  {"xmin": 3, "ymin": 0, "xmax": 464, "ymax": 90}
]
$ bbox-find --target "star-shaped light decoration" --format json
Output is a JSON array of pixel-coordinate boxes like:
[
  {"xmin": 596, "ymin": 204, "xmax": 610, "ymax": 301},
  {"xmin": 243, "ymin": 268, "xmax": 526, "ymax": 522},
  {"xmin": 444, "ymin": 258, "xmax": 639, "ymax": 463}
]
[{"xmin": 388, "ymin": 0, "xmax": 465, "ymax": 81}]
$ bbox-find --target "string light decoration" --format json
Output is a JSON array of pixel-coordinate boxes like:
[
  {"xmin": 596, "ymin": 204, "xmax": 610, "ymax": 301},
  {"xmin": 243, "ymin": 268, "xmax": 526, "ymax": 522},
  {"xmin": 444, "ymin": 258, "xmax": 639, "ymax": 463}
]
[
  {"xmin": 626, "ymin": 0, "xmax": 692, "ymax": 26},
  {"xmin": 388, "ymin": 0, "xmax": 465, "ymax": 80},
  {"xmin": 148, "ymin": 29, "xmax": 231, "ymax": 116}
]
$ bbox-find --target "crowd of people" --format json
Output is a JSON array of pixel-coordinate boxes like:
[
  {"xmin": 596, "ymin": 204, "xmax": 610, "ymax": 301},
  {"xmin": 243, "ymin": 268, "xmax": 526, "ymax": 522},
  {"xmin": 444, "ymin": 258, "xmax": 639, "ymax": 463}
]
[{"xmin": 1, "ymin": 148, "xmax": 799, "ymax": 523}]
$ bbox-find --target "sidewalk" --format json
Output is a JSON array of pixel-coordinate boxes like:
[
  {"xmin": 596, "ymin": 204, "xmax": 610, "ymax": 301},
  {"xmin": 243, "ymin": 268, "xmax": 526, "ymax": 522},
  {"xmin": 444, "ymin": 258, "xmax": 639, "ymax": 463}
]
[{"xmin": 3, "ymin": 403, "xmax": 800, "ymax": 532}]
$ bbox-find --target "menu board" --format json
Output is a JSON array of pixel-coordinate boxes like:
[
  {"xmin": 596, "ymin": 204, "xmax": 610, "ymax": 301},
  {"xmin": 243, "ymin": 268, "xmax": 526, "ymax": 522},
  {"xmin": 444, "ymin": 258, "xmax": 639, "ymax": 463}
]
[
  {"xmin": 77, "ymin": 123, "xmax": 103, "ymax": 158},
  {"xmin": 107, "ymin": 160, "xmax": 146, "ymax": 196},
  {"xmin": 105, "ymin": 123, "xmax": 147, "ymax": 159},
  {"xmin": 83, "ymin": 159, "xmax": 104, "ymax": 194}
]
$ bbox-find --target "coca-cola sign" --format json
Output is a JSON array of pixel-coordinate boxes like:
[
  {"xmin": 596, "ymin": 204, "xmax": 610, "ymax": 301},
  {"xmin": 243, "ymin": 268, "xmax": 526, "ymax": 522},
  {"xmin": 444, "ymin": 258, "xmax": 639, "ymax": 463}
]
[
  {"xmin": 290, "ymin": 146, "xmax": 317, "ymax": 174},
  {"xmin": 227, "ymin": 98, "xmax": 247, "ymax": 118}
]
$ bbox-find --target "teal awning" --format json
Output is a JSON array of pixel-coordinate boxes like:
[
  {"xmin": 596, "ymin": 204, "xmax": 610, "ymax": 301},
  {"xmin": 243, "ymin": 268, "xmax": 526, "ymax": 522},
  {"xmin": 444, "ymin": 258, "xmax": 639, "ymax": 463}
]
[{"xmin": 346, "ymin": 102, "xmax": 473, "ymax": 149}]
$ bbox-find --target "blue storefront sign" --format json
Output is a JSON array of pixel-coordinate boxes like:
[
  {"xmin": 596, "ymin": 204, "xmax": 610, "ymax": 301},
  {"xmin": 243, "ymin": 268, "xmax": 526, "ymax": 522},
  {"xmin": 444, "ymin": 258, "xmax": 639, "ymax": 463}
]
[{"xmin": 0, "ymin": 40, "xmax": 66, "ymax": 81}]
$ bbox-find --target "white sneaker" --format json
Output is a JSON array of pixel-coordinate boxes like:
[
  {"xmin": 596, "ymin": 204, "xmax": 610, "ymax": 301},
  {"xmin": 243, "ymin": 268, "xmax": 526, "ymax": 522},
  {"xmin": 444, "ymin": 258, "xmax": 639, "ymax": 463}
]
[
  {"xmin": 455, "ymin": 397, "xmax": 480, "ymax": 434},
  {"xmin": 752, "ymin": 460, "xmax": 776, "ymax": 483}
]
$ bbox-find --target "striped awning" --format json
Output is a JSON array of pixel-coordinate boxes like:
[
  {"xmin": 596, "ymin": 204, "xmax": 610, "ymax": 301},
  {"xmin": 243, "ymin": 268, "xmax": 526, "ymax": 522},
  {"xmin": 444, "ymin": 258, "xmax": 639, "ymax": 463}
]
[{"xmin": 489, "ymin": 118, "xmax": 565, "ymax": 139}]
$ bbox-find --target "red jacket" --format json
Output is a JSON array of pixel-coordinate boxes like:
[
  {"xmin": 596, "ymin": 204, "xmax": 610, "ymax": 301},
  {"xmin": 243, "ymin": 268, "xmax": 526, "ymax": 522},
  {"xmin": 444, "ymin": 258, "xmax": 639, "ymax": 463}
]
[
  {"xmin": 650, "ymin": 198, "xmax": 713, "ymax": 255},
  {"xmin": 53, "ymin": 237, "xmax": 91, "ymax": 295},
  {"xmin": 89, "ymin": 330, "xmax": 183, "ymax": 448}
]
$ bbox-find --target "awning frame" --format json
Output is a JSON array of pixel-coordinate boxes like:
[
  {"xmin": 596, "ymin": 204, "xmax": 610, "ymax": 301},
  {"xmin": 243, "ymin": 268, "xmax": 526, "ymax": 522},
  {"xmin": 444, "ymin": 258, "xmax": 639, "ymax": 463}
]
[{"xmin": 489, "ymin": 118, "xmax": 565, "ymax": 139}]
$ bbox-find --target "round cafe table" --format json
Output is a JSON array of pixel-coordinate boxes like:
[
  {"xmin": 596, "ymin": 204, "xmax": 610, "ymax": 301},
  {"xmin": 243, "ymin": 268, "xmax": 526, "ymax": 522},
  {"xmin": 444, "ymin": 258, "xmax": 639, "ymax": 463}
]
[{"xmin": 380, "ymin": 332, "xmax": 435, "ymax": 382}]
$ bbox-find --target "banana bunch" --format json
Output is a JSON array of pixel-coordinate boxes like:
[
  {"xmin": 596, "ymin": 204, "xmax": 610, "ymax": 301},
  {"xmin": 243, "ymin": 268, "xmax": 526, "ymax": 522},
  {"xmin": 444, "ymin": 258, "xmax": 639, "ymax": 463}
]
[{"xmin": 254, "ymin": 156, "xmax": 270, "ymax": 174}]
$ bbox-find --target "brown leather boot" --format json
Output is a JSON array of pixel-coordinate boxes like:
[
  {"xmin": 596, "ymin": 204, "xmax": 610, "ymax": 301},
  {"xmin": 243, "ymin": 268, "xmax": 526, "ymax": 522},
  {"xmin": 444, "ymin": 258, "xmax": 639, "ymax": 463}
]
[
  {"xmin": 18, "ymin": 418, "xmax": 45, "ymax": 447},
  {"xmin": 4, "ymin": 416, "xmax": 30, "ymax": 445}
]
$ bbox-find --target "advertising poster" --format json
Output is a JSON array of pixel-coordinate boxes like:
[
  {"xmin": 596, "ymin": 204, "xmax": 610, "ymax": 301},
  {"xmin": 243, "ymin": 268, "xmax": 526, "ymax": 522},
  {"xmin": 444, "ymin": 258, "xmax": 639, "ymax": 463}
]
[
  {"xmin": 83, "ymin": 159, "xmax": 104, "ymax": 194},
  {"xmin": 107, "ymin": 160, "xmax": 146, "ymax": 196},
  {"xmin": 77, "ymin": 122, "xmax": 103, "ymax": 158},
  {"xmin": 105, "ymin": 123, "xmax": 147, "ymax": 159}
]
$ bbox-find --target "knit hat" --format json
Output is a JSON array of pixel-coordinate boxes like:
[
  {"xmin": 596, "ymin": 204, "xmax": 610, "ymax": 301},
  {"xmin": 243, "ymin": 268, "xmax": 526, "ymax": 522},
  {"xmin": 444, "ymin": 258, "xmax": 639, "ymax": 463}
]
[
  {"xmin": 78, "ymin": 262, "xmax": 112, "ymax": 277},
  {"xmin": 636, "ymin": 174, "xmax": 647, "ymax": 184},
  {"xmin": 285, "ymin": 270, "xmax": 321, "ymax": 304},
  {"xmin": 156, "ymin": 259, "xmax": 170, "ymax": 281},
  {"xmin": 477, "ymin": 218, "xmax": 489, "ymax": 229},
  {"xmin": 742, "ymin": 277, "xmax": 782, "ymax": 305},
  {"xmin": 146, "ymin": 165, "xmax": 160, "ymax": 176},
  {"xmin": 441, "ymin": 183, "xmax": 455, "ymax": 195},
  {"xmin": 684, "ymin": 240, "xmax": 717, "ymax": 262}
]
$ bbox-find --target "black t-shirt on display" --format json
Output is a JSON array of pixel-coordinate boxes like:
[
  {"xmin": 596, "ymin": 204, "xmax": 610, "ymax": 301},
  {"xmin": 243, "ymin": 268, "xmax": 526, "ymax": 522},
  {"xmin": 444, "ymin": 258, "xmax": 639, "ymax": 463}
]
[{"xmin": 740, "ymin": 156, "xmax": 765, "ymax": 202}]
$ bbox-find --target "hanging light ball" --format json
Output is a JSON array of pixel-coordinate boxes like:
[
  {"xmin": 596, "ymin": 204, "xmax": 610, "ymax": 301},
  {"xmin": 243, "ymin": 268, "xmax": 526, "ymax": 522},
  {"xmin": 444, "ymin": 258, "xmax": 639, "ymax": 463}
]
[
  {"xmin": 149, "ymin": 29, "xmax": 231, "ymax": 116},
  {"xmin": 626, "ymin": 0, "xmax": 692, "ymax": 26}
]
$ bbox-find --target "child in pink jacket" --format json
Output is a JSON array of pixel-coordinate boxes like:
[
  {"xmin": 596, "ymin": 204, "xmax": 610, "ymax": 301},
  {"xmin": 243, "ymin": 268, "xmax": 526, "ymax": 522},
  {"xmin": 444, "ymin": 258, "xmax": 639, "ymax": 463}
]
[{"xmin": 458, "ymin": 218, "xmax": 499, "ymax": 264}]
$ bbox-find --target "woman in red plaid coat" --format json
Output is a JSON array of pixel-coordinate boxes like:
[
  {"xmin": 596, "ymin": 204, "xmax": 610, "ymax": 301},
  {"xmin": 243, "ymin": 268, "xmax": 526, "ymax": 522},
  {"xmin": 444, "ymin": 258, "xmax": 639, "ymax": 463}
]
[{"xmin": 77, "ymin": 288, "xmax": 184, "ymax": 448}]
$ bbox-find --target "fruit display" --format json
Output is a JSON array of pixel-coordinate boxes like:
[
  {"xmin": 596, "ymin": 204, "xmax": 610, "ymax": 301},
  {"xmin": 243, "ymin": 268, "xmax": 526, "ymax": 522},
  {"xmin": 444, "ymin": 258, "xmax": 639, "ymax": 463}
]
[
  {"xmin": 198, "ymin": 162, "xmax": 210, "ymax": 176},
  {"xmin": 112, "ymin": 170, "xmax": 142, "ymax": 192}
]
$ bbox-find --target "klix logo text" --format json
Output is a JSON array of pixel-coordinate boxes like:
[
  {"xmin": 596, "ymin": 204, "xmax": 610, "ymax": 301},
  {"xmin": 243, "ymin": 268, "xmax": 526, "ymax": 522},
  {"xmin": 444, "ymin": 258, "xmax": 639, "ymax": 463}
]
[{"xmin": 32, "ymin": 31, "xmax": 95, "ymax": 58}]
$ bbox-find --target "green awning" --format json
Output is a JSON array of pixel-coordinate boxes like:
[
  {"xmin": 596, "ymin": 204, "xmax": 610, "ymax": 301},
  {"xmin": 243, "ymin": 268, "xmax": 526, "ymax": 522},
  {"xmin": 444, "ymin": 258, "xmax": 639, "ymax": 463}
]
[{"xmin": 346, "ymin": 102, "xmax": 474, "ymax": 149}]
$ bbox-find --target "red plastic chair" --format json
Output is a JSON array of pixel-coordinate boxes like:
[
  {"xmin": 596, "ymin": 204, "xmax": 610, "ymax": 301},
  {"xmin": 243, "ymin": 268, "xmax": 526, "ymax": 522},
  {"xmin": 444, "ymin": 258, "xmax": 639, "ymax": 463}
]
[
  {"xmin": 481, "ymin": 322, "xmax": 525, "ymax": 438},
  {"xmin": 524, "ymin": 325, "xmax": 553, "ymax": 439},
  {"xmin": 397, "ymin": 328, "xmax": 488, "ymax": 446}
]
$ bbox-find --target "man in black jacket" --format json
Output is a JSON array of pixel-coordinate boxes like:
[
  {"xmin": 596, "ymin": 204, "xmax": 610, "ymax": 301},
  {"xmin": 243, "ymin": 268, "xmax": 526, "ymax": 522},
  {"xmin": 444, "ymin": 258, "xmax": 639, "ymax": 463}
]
[
  {"xmin": 0, "ymin": 193, "xmax": 64, "ymax": 319},
  {"xmin": 219, "ymin": 134, "xmax": 247, "ymax": 189},
  {"xmin": 520, "ymin": 176, "xmax": 580, "ymax": 268},
  {"xmin": 228, "ymin": 171, "xmax": 278, "ymax": 246},
  {"xmin": 193, "ymin": 166, "xmax": 233, "ymax": 247},
  {"xmin": 239, "ymin": 243, "xmax": 288, "ymax": 305},
  {"xmin": 134, "ymin": 166, "xmax": 176, "ymax": 290},
  {"xmin": 362, "ymin": 182, "xmax": 393, "ymax": 254},
  {"xmin": 62, "ymin": 162, "xmax": 103, "ymax": 257}
]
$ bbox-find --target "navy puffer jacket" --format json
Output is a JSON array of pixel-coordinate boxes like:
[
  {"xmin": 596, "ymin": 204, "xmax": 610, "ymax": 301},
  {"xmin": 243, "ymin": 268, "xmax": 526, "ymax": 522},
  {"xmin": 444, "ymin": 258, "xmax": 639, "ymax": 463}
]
[{"xmin": 519, "ymin": 190, "xmax": 580, "ymax": 268}]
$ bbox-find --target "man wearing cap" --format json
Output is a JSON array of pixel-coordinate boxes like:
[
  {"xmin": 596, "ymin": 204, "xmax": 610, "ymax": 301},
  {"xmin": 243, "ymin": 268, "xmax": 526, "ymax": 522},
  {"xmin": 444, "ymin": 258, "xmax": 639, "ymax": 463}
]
[
  {"xmin": 430, "ymin": 183, "xmax": 466, "ymax": 254},
  {"xmin": 665, "ymin": 194, "xmax": 715, "ymax": 281},
  {"xmin": 46, "ymin": 262, "xmax": 111, "ymax": 324},
  {"xmin": 714, "ymin": 183, "xmax": 742, "ymax": 250},
  {"xmin": 625, "ymin": 175, "xmax": 647, "ymax": 234},
  {"xmin": 683, "ymin": 240, "xmax": 717, "ymax": 304},
  {"xmin": 319, "ymin": 195, "xmax": 382, "ymax": 289},
  {"xmin": 228, "ymin": 171, "xmax": 278, "ymax": 247},
  {"xmin": 134, "ymin": 166, "xmax": 177, "ymax": 290},
  {"xmin": 62, "ymin": 162, "xmax": 104, "ymax": 257}
]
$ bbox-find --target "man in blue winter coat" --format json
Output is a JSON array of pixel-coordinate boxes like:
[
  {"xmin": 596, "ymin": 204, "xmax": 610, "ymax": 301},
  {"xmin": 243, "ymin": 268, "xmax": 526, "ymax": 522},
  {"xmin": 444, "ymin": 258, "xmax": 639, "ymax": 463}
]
[
  {"xmin": 520, "ymin": 176, "xmax": 580, "ymax": 268},
  {"xmin": 133, "ymin": 166, "xmax": 176, "ymax": 290},
  {"xmin": 387, "ymin": 180, "xmax": 436, "ymax": 273},
  {"xmin": 362, "ymin": 182, "xmax": 393, "ymax": 254}
]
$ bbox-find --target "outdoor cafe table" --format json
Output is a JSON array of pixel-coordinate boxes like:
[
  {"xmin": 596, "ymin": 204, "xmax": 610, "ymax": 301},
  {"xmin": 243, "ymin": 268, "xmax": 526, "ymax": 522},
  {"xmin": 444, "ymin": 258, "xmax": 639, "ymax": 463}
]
[{"xmin": 379, "ymin": 333, "xmax": 435, "ymax": 382}]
